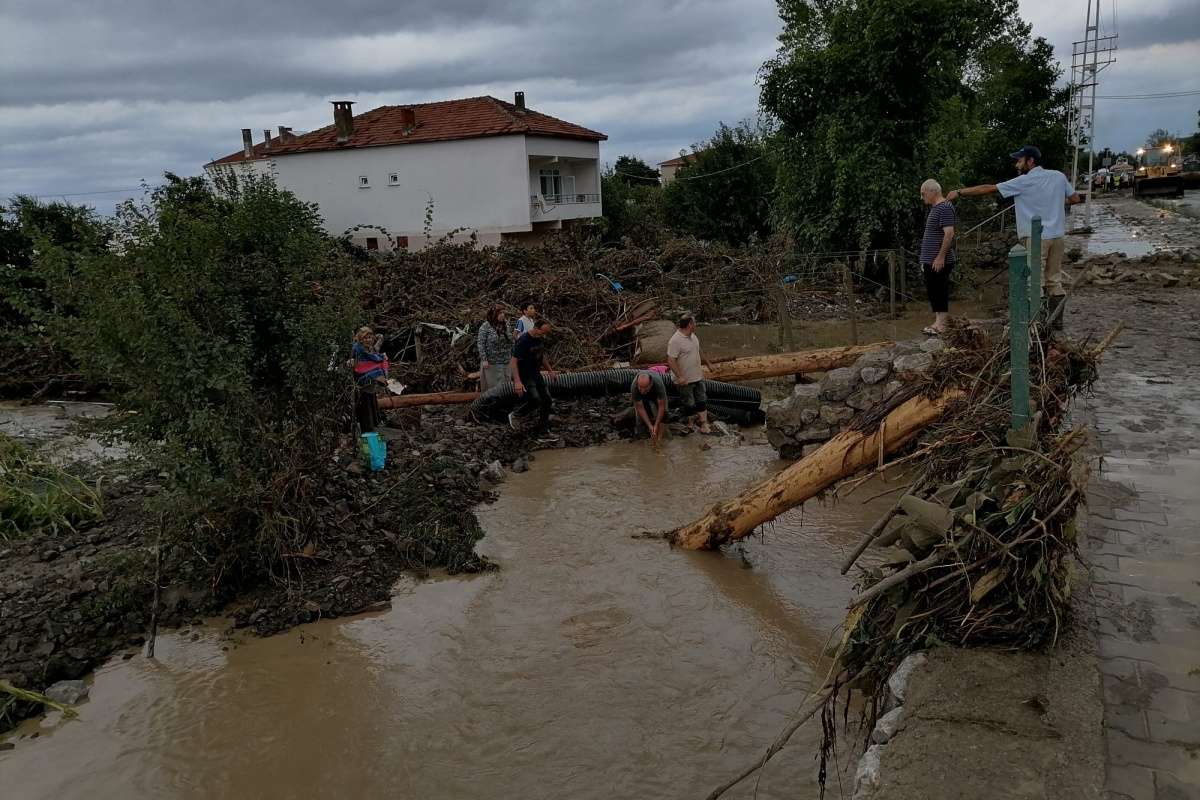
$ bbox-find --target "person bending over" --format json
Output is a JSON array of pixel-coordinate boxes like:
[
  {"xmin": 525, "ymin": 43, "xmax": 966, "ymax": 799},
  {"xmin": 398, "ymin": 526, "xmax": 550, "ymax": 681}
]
[{"xmin": 631, "ymin": 371, "xmax": 668, "ymax": 445}]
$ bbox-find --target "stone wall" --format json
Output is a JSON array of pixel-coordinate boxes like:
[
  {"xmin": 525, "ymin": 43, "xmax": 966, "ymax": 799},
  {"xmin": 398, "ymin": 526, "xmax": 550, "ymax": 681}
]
[{"xmin": 766, "ymin": 338, "xmax": 942, "ymax": 458}]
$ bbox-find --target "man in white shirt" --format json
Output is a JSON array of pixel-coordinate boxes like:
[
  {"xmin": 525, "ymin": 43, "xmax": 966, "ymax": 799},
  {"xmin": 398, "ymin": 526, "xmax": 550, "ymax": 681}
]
[
  {"xmin": 948, "ymin": 145, "xmax": 1082, "ymax": 330},
  {"xmin": 667, "ymin": 315, "xmax": 714, "ymax": 434}
]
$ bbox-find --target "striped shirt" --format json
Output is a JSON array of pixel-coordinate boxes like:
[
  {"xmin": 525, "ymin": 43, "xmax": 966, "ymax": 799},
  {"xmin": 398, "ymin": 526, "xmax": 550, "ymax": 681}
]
[{"xmin": 920, "ymin": 201, "xmax": 956, "ymax": 265}]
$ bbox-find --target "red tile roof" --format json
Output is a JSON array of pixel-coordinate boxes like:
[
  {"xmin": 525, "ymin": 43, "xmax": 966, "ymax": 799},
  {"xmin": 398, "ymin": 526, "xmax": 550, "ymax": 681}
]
[
  {"xmin": 659, "ymin": 150, "xmax": 706, "ymax": 167},
  {"xmin": 207, "ymin": 96, "xmax": 605, "ymax": 166}
]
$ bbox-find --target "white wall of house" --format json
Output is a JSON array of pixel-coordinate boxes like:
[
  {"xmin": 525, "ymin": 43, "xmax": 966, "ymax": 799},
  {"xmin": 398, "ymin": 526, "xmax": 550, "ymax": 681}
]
[
  {"xmin": 206, "ymin": 133, "xmax": 602, "ymax": 250},
  {"xmin": 272, "ymin": 134, "xmax": 533, "ymax": 245},
  {"xmin": 206, "ymin": 159, "xmax": 276, "ymax": 184}
]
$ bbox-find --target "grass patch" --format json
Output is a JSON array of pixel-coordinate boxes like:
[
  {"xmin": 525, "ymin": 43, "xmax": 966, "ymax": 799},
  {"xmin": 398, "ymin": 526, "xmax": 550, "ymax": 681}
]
[{"xmin": 0, "ymin": 432, "xmax": 103, "ymax": 541}]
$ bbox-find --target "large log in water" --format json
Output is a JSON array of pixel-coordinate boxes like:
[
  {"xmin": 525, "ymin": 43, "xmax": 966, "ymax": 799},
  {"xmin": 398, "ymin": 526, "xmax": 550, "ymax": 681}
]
[
  {"xmin": 703, "ymin": 342, "xmax": 890, "ymax": 383},
  {"xmin": 376, "ymin": 391, "xmax": 479, "ymax": 409},
  {"xmin": 669, "ymin": 389, "xmax": 963, "ymax": 550}
]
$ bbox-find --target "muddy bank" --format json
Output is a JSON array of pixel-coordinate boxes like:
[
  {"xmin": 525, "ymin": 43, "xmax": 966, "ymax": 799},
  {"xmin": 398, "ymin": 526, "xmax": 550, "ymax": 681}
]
[
  {"xmin": 856, "ymin": 628, "xmax": 1105, "ymax": 799},
  {"xmin": 0, "ymin": 395, "xmax": 631, "ymax": 733}
]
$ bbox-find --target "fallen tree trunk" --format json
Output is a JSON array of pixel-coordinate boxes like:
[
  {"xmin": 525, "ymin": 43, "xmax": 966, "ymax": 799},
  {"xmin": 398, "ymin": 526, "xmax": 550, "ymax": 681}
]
[
  {"xmin": 376, "ymin": 391, "xmax": 479, "ymax": 409},
  {"xmin": 669, "ymin": 389, "xmax": 964, "ymax": 550},
  {"xmin": 702, "ymin": 342, "xmax": 890, "ymax": 383}
]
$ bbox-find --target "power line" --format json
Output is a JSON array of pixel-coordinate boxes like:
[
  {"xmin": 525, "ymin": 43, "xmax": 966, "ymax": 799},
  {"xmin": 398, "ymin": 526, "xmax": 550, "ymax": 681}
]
[
  {"xmin": 1095, "ymin": 89, "xmax": 1200, "ymax": 99},
  {"xmin": 612, "ymin": 154, "xmax": 767, "ymax": 184},
  {"xmin": 16, "ymin": 187, "xmax": 144, "ymax": 200},
  {"xmin": 677, "ymin": 155, "xmax": 766, "ymax": 181}
]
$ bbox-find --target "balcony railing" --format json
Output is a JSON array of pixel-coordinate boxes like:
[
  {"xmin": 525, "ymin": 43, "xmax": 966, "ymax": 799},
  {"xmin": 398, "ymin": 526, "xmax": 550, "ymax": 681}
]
[{"xmin": 531, "ymin": 193, "xmax": 600, "ymax": 207}]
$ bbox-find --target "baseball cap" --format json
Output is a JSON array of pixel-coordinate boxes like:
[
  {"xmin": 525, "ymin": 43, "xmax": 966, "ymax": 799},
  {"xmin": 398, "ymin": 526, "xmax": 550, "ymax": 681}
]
[{"xmin": 1010, "ymin": 145, "xmax": 1042, "ymax": 162}]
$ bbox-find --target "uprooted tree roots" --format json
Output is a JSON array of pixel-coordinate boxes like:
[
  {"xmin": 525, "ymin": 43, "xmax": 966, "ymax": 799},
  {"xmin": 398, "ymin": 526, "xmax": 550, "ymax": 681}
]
[{"xmin": 706, "ymin": 319, "xmax": 1114, "ymax": 799}]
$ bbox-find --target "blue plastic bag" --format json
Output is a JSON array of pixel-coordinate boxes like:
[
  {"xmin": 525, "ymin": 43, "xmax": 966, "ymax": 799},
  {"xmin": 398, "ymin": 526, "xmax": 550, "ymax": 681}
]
[{"xmin": 360, "ymin": 432, "xmax": 386, "ymax": 471}]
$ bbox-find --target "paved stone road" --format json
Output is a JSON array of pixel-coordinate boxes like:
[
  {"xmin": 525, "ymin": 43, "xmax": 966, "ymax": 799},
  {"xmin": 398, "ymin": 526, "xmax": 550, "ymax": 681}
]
[{"xmin": 1072, "ymin": 287, "xmax": 1200, "ymax": 800}]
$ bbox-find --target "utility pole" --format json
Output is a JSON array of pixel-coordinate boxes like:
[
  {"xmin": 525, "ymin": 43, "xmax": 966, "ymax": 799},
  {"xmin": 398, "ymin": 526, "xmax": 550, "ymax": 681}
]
[{"xmin": 1068, "ymin": 0, "xmax": 1117, "ymax": 226}]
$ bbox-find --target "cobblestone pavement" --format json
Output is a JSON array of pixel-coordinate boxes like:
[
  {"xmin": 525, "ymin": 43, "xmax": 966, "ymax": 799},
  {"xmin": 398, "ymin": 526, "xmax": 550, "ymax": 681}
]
[{"xmin": 1071, "ymin": 287, "xmax": 1200, "ymax": 800}]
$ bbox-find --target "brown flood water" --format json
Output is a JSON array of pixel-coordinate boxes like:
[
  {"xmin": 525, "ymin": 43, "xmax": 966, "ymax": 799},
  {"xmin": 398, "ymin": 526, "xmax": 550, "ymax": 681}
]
[{"xmin": 1, "ymin": 435, "xmax": 897, "ymax": 799}]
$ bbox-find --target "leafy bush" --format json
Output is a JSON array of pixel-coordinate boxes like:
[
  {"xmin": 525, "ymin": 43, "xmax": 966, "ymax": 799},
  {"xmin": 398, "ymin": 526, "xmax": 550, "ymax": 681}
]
[{"xmin": 34, "ymin": 173, "xmax": 364, "ymax": 590}]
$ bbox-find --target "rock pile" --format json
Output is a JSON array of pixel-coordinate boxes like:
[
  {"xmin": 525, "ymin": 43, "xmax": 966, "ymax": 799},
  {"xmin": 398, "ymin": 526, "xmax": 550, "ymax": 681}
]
[
  {"xmin": 1070, "ymin": 248, "xmax": 1200, "ymax": 288},
  {"xmin": 765, "ymin": 338, "xmax": 943, "ymax": 457}
]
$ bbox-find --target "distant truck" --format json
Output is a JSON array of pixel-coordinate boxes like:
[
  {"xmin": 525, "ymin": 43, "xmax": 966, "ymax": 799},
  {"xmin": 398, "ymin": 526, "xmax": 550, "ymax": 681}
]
[{"xmin": 1134, "ymin": 145, "xmax": 1185, "ymax": 199}]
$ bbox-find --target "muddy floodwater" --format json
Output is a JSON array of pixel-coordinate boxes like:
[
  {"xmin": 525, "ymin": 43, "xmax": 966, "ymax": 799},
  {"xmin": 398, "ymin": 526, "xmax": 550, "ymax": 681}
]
[{"xmin": 0, "ymin": 435, "xmax": 897, "ymax": 799}]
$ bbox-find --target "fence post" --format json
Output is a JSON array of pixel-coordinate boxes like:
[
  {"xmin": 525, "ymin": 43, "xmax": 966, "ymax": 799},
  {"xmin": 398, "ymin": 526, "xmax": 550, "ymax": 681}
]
[
  {"xmin": 898, "ymin": 254, "xmax": 907, "ymax": 309},
  {"xmin": 1028, "ymin": 216, "xmax": 1042, "ymax": 321},
  {"xmin": 843, "ymin": 261, "xmax": 859, "ymax": 345},
  {"xmin": 775, "ymin": 284, "xmax": 796, "ymax": 351},
  {"xmin": 887, "ymin": 251, "xmax": 897, "ymax": 319},
  {"xmin": 1008, "ymin": 243, "xmax": 1031, "ymax": 431}
]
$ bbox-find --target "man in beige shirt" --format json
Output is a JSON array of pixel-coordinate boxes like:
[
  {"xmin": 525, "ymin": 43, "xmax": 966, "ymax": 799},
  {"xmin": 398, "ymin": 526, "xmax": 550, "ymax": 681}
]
[{"xmin": 667, "ymin": 315, "xmax": 714, "ymax": 434}]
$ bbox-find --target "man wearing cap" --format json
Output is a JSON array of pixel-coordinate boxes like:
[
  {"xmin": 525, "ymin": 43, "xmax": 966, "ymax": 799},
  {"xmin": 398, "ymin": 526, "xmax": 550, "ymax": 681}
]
[{"xmin": 947, "ymin": 146, "xmax": 1082, "ymax": 329}]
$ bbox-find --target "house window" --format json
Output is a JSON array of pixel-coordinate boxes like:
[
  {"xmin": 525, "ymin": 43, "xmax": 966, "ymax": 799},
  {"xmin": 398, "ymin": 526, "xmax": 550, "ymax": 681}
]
[
  {"xmin": 359, "ymin": 176, "xmax": 370, "ymax": 188},
  {"xmin": 365, "ymin": 237, "xmax": 379, "ymax": 251},
  {"xmin": 395, "ymin": 235, "xmax": 409, "ymax": 249},
  {"xmin": 388, "ymin": 173, "xmax": 400, "ymax": 185},
  {"xmin": 539, "ymin": 168, "xmax": 561, "ymax": 200}
]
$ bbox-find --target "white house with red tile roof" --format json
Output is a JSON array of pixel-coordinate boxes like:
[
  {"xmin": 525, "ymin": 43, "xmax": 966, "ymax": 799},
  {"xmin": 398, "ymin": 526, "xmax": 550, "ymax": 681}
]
[{"xmin": 205, "ymin": 93, "xmax": 606, "ymax": 250}]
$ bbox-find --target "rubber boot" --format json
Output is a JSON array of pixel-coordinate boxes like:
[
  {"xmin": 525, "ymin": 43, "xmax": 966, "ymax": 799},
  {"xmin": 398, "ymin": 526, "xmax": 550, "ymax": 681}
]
[{"xmin": 1048, "ymin": 295, "xmax": 1065, "ymax": 332}]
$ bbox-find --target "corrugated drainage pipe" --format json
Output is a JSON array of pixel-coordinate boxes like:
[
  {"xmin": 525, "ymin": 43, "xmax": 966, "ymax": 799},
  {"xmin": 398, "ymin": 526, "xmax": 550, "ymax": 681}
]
[{"xmin": 469, "ymin": 368, "xmax": 762, "ymax": 423}]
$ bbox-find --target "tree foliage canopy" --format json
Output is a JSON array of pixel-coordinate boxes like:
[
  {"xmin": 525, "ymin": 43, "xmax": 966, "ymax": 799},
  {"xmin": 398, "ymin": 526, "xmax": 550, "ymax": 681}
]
[
  {"xmin": 761, "ymin": 0, "xmax": 1067, "ymax": 251},
  {"xmin": 662, "ymin": 121, "xmax": 775, "ymax": 246},
  {"xmin": 610, "ymin": 155, "xmax": 660, "ymax": 187}
]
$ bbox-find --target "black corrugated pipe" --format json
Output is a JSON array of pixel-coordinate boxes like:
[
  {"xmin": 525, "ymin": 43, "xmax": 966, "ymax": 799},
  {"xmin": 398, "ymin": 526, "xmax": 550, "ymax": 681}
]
[{"xmin": 469, "ymin": 368, "xmax": 762, "ymax": 423}]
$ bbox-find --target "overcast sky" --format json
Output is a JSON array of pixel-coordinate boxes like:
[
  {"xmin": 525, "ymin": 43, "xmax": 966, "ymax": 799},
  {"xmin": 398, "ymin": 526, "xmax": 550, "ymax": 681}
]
[{"xmin": 1, "ymin": 0, "xmax": 1196, "ymax": 214}]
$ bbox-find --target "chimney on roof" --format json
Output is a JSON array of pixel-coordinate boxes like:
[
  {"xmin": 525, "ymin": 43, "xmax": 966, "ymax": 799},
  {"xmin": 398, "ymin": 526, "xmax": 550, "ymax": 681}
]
[
  {"xmin": 332, "ymin": 101, "xmax": 355, "ymax": 143},
  {"xmin": 277, "ymin": 126, "xmax": 295, "ymax": 143},
  {"xmin": 241, "ymin": 128, "xmax": 254, "ymax": 159},
  {"xmin": 514, "ymin": 91, "xmax": 525, "ymax": 111},
  {"xmin": 262, "ymin": 129, "xmax": 272, "ymax": 150},
  {"xmin": 398, "ymin": 107, "xmax": 416, "ymax": 133}
]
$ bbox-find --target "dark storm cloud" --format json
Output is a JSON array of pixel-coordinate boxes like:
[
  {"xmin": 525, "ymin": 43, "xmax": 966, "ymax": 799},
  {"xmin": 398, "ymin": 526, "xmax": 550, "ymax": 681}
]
[
  {"xmin": 0, "ymin": 0, "xmax": 777, "ymax": 105},
  {"xmin": 1, "ymin": 0, "xmax": 1196, "ymax": 208}
]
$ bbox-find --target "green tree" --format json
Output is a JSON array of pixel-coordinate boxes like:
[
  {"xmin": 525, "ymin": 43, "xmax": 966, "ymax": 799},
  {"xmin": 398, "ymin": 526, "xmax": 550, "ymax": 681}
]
[
  {"xmin": 662, "ymin": 121, "xmax": 775, "ymax": 246},
  {"xmin": 611, "ymin": 155, "xmax": 660, "ymax": 187},
  {"xmin": 0, "ymin": 197, "xmax": 110, "ymax": 395},
  {"xmin": 600, "ymin": 166, "xmax": 666, "ymax": 245},
  {"xmin": 35, "ymin": 173, "xmax": 363, "ymax": 588},
  {"xmin": 761, "ymin": 0, "xmax": 1061, "ymax": 251},
  {"xmin": 965, "ymin": 34, "xmax": 1070, "ymax": 180}
]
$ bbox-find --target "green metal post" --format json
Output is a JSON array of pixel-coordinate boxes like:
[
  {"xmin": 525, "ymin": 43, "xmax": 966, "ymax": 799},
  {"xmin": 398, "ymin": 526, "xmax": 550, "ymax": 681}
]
[
  {"xmin": 1028, "ymin": 216, "xmax": 1042, "ymax": 321},
  {"xmin": 1008, "ymin": 244, "xmax": 1031, "ymax": 430}
]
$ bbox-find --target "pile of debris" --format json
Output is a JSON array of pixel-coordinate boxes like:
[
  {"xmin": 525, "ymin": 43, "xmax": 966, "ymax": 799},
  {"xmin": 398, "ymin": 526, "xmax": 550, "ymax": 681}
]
[
  {"xmin": 822, "ymin": 322, "xmax": 1106, "ymax": 767},
  {"xmin": 362, "ymin": 232, "xmax": 854, "ymax": 393},
  {"xmin": 695, "ymin": 321, "xmax": 1111, "ymax": 799},
  {"xmin": 1069, "ymin": 248, "xmax": 1200, "ymax": 289}
]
